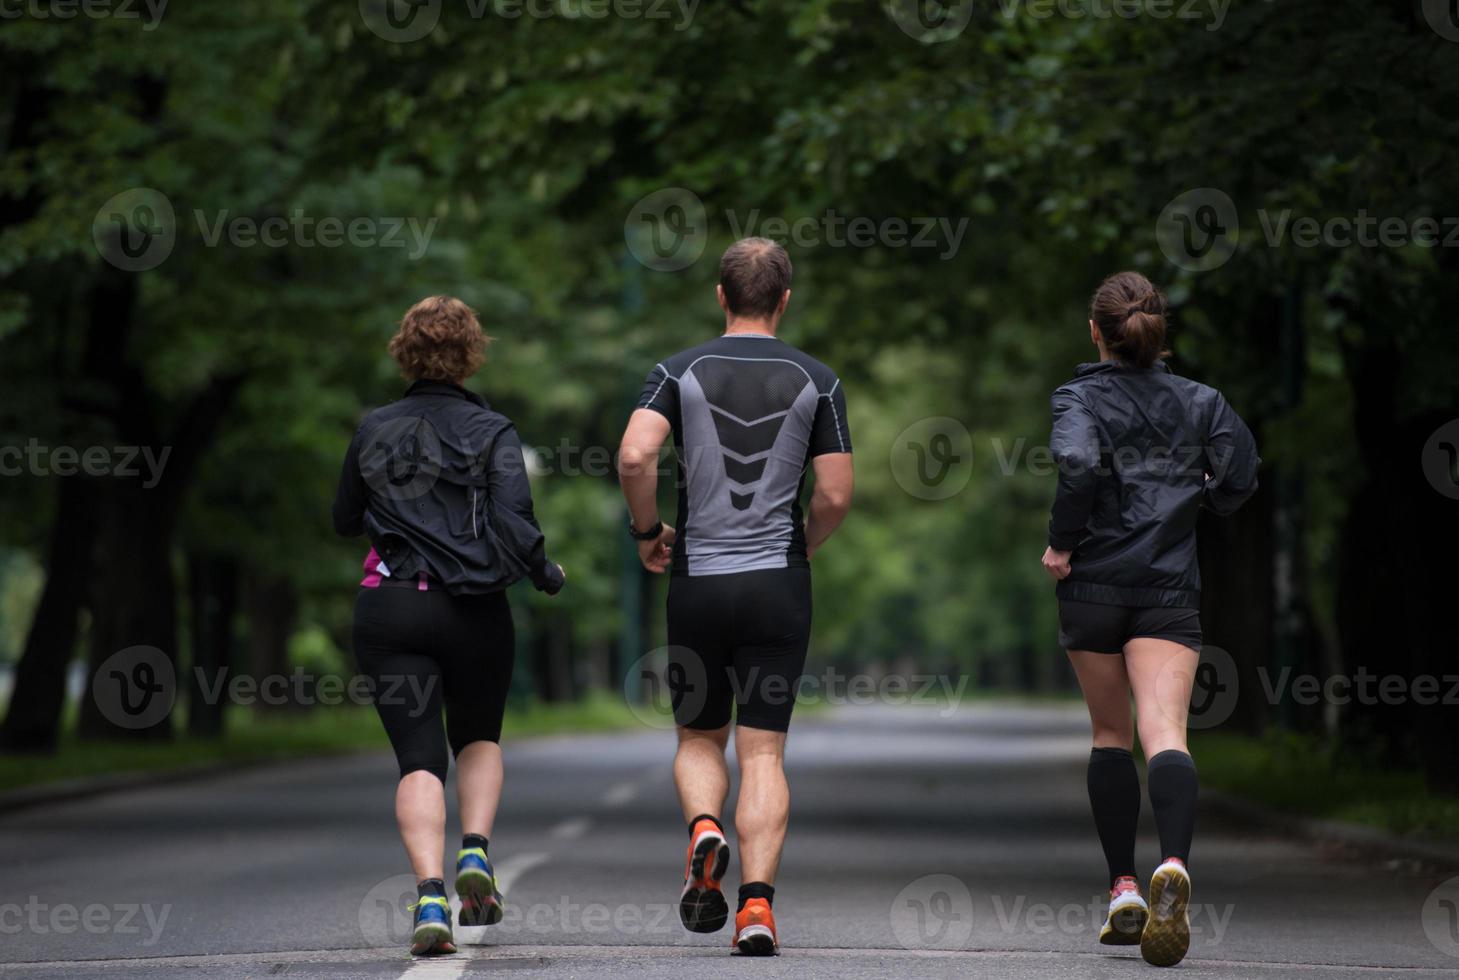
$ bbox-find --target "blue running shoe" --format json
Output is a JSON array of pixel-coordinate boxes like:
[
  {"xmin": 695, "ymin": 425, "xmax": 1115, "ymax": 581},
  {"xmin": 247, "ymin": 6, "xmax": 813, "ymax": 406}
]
[
  {"xmin": 455, "ymin": 847, "xmax": 505, "ymax": 927},
  {"xmin": 407, "ymin": 895, "xmax": 456, "ymax": 956}
]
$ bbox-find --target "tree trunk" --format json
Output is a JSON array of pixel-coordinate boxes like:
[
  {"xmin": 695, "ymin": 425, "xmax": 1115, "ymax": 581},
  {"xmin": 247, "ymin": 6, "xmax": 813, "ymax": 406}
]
[
  {"xmin": 187, "ymin": 552, "xmax": 239, "ymax": 738},
  {"xmin": 0, "ymin": 478, "xmax": 94, "ymax": 752},
  {"xmin": 241, "ymin": 571, "xmax": 300, "ymax": 712},
  {"xmin": 77, "ymin": 481, "xmax": 180, "ymax": 741}
]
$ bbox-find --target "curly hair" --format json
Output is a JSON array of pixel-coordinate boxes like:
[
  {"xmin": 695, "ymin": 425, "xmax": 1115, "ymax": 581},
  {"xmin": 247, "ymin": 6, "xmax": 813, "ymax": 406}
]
[{"xmin": 388, "ymin": 296, "xmax": 490, "ymax": 383}]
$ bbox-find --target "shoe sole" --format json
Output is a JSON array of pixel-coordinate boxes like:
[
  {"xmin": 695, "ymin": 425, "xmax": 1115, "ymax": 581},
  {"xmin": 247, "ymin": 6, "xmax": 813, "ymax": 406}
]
[
  {"xmin": 456, "ymin": 868, "xmax": 504, "ymax": 927},
  {"xmin": 735, "ymin": 923, "xmax": 778, "ymax": 956},
  {"xmin": 1099, "ymin": 901, "xmax": 1149, "ymax": 946},
  {"xmin": 410, "ymin": 921, "xmax": 456, "ymax": 956},
  {"xmin": 679, "ymin": 832, "xmax": 731, "ymax": 933},
  {"xmin": 1141, "ymin": 865, "xmax": 1191, "ymax": 967}
]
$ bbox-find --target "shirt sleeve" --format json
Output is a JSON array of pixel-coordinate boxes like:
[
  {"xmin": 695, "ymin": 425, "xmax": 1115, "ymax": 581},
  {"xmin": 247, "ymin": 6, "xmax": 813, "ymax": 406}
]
[
  {"xmin": 809, "ymin": 379, "xmax": 852, "ymax": 456},
  {"xmin": 1202, "ymin": 392, "xmax": 1261, "ymax": 515},
  {"xmin": 636, "ymin": 362, "xmax": 679, "ymax": 421},
  {"xmin": 485, "ymin": 424, "xmax": 564, "ymax": 595},
  {"xmin": 331, "ymin": 423, "xmax": 367, "ymax": 537},
  {"xmin": 1047, "ymin": 388, "xmax": 1101, "ymax": 552}
]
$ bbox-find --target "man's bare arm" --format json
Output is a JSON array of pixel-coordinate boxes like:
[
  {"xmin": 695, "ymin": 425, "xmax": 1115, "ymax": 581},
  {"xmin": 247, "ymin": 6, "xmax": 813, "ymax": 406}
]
[
  {"xmin": 805, "ymin": 452, "xmax": 853, "ymax": 558},
  {"xmin": 618, "ymin": 409, "xmax": 676, "ymax": 573}
]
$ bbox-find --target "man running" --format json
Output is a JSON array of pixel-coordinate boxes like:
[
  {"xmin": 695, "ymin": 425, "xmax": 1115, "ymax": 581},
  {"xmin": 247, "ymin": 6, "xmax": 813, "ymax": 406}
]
[{"xmin": 617, "ymin": 237, "xmax": 853, "ymax": 956}]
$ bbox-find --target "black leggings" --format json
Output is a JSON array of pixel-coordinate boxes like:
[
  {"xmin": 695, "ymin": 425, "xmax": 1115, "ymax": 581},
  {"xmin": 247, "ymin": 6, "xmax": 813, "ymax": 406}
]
[{"xmin": 352, "ymin": 585, "xmax": 515, "ymax": 783}]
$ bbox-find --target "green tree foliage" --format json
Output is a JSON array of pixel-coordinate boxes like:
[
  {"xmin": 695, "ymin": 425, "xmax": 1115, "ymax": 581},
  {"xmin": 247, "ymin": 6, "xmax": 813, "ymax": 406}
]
[{"xmin": 1, "ymin": 1, "xmax": 1455, "ymax": 790}]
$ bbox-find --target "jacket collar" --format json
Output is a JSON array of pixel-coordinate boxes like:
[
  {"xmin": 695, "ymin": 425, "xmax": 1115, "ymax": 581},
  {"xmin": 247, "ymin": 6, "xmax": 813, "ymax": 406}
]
[
  {"xmin": 404, "ymin": 378, "xmax": 489, "ymax": 408},
  {"xmin": 1074, "ymin": 360, "xmax": 1171, "ymax": 378}
]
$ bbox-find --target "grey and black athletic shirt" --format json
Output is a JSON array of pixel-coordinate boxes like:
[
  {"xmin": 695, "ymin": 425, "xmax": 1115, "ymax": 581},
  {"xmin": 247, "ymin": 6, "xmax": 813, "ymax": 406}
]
[{"xmin": 637, "ymin": 334, "xmax": 852, "ymax": 577}]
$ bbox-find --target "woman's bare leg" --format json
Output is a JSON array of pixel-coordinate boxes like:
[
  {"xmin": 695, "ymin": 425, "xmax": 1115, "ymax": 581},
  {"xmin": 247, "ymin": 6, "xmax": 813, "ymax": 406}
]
[
  {"xmin": 1068, "ymin": 650, "xmax": 1139, "ymax": 891},
  {"xmin": 397, "ymin": 772, "xmax": 447, "ymax": 881},
  {"xmin": 456, "ymin": 740, "xmax": 504, "ymax": 839}
]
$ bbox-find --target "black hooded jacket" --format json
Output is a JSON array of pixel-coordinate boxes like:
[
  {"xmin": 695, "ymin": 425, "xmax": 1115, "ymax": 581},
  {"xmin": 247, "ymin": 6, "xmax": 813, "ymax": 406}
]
[
  {"xmin": 1048, "ymin": 361, "xmax": 1259, "ymax": 608},
  {"xmin": 333, "ymin": 380, "xmax": 564, "ymax": 596}
]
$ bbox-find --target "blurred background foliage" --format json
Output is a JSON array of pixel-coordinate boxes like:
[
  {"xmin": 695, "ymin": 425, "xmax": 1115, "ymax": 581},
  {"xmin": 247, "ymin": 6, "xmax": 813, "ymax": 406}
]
[{"xmin": 0, "ymin": 1, "xmax": 1456, "ymax": 800}]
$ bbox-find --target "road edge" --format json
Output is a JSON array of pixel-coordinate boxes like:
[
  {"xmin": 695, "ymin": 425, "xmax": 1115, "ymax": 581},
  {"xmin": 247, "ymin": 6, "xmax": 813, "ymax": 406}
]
[
  {"xmin": 0, "ymin": 748, "xmax": 385, "ymax": 815},
  {"xmin": 1204, "ymin": 789, "xmax": 1459, "ymax": 868}
]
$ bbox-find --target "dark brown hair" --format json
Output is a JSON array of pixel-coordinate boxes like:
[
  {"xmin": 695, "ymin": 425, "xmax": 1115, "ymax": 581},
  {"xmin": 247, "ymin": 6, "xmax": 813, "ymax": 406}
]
[
  {"xmin": 719, "ymin": 237, "xmax": 793, "ymax": 319},
  {"xmin": 388, "ymin": 295, "xmax": 490, "ymax": 383},
  {"xmin": 1089, "ymin": 271, "xmax": 1169, "ymax": 369}
]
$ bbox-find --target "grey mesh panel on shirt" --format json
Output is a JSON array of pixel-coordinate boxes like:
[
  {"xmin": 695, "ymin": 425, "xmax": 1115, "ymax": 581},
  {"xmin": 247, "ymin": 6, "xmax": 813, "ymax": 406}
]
[{"xmin": 637, "ymin": 335, "xmax": 850, "ymax": 577}]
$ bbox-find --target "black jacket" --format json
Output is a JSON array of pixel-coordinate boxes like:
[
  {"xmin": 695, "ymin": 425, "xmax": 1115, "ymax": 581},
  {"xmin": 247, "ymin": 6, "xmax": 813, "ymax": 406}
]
[
  {"xmin": 333, "ymin": 380, "xmax": 564, "ymax": 596},
  {"xmin": 1048, "ymin": 361, "xmax": 1259, "ymax": 608}
]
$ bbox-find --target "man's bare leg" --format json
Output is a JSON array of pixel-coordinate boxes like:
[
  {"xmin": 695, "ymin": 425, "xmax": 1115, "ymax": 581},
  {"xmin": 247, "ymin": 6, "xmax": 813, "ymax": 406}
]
[
  {"xmin": 734, "ymin": 726, "xmax": 789, "ymax": 882},
  {"xmin": 674, "ymin": 724, "xmax": 733, "ymax": 933}
]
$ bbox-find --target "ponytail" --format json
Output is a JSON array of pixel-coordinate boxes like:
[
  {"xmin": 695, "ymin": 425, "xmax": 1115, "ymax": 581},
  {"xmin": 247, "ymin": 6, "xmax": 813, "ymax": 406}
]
[{"xmin": 1090, "ymin": 273, "xmax": 1169, "ymax": 369}]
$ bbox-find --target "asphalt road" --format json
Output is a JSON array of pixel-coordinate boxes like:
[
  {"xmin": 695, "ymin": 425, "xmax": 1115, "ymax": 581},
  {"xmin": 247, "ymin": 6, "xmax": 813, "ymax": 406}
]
[{"xmin": 2, "ymin": 703, "xmax": 1458, "ymax": 979}]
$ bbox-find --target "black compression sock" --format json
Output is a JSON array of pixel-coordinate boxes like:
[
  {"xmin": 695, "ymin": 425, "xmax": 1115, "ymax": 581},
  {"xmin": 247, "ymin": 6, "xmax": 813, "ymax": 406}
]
[
  {"xmin": 1147, "ymin": 749, "xmax": 1198, "ymax": 866},
  {"xmin": 688, "ymin": 813, "xmax": 724, "ymax": 836},
  {"xmin": 1087, "ymin": 747, "xmax": 1140, "ymax": 888},
  {"xmin": 738, "ymin": 882, "xmax": 775, "ymax": 910},
  {"xmin": 462, "ymin": 834, "xmax": 489, "ymax": 854},
  {"xmin": 417, "ymin": 878, "xmax": 446, "ymax": 899}
]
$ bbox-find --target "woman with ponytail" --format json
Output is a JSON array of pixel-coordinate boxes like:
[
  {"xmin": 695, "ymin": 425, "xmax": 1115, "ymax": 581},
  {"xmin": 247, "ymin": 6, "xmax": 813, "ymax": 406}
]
[{"xmin": 1040, "ymin": 272, "xmax": 1260, "ymax": 966}]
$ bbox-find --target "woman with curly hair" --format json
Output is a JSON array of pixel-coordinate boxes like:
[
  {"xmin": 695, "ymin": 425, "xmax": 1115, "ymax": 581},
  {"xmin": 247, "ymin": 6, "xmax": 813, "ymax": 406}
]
[{"xmin": 333, "ymin": 295, "xmax": 565, "ymax": 956}]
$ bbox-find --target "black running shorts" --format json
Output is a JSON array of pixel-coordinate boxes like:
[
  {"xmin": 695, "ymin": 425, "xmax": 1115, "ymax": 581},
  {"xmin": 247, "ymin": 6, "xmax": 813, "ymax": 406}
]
[
  {"xmin": 1058, "ymin": 599, "xmax": 1202, "ymax": 654},
  {"xmin": 666, "ymin": 567, "xmax": 812, "ymax": 733}
]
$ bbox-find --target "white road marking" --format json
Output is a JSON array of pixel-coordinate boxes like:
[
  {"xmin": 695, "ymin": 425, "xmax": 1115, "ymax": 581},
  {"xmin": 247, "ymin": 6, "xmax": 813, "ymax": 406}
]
[
  {"xmin": 601, "ymin": 781, "xmax": 638, "ymax": 806},
  {"xmin": 401, "ymin": 955, "xmax": 467, "ymax": 978},
  {"xmin": 550, "ymin": 816, "xmax": 593, "ymax": 840},
  {"xmin": 492, "ymin": 851, "xmax": 551, "ymax": 895}
]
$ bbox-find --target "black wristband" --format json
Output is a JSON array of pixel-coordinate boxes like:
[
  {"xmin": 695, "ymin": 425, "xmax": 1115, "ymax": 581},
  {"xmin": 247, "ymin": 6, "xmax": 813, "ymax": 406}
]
[{"xmin": 629, "ymin": 520, "xmax": 663, "ymax": 541}]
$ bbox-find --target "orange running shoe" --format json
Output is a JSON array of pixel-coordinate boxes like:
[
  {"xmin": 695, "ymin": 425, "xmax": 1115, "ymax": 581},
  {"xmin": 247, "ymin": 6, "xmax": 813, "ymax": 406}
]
[
  {"xmin": 679, "ymin": 816, "xmax": 730, "ymax": 933},
  {"xmin": 733, "ymin": 897, "xmax": 778, "ymax": 956}
]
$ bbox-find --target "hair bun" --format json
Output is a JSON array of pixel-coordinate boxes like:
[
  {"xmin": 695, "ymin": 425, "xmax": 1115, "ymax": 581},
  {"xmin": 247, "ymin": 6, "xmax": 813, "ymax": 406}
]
[
  {"xmin": 1090, "ymin": 272, "xmax": 1170, "ymax": 369},
  {"xmin": 1124, "ymin": 294, "xmax": 1164, "ymax": 320}
]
